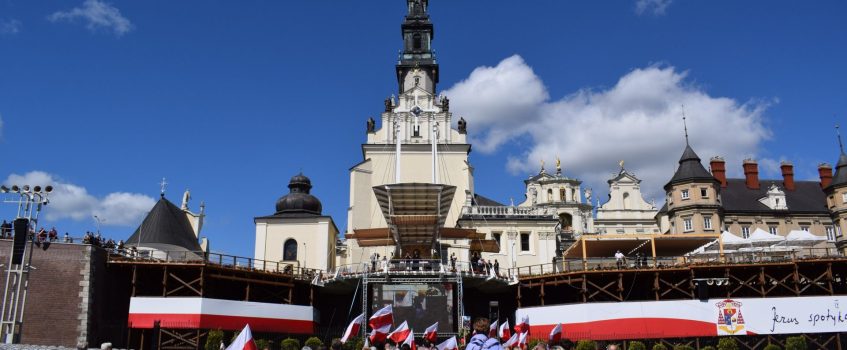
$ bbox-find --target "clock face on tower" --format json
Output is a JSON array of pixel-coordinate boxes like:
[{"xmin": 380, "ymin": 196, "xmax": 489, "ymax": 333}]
[{"xmin": 411, "ymin": 106, "xmax": 422, "ymax": 116}]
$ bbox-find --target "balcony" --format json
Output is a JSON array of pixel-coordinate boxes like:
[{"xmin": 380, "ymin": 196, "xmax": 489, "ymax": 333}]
[{"xmin": 461, "ymin": 205, "xmax": 558, "ymax": 218}]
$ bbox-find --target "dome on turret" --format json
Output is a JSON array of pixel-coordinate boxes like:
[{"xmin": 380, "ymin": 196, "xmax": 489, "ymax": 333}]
[{"xmin": 274, "ymin": 173, "xmax": 322, "ymax": 215}]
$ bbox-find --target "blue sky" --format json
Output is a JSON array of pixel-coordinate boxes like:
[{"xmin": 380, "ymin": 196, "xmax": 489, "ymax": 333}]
[{"xmin": 1, "ymin": 0, "xmax": 846, "ymax": 257}]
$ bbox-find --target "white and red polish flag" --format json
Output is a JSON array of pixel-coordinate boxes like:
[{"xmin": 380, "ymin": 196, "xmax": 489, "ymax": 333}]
[
  {"xmin": 225, "ymin": 324, "xmax": 257, "ymax": 350},
  {"xmin": 502, "ymin": 333, "xmax": 519, "ymax": 348},
  {"xmin": 514, "ymin": 315, "xmax": 530, "ymax": 335},
  {"xmin": 499, "ymin": 320, "xmax": 511, "ymax": 340},
  {"xmin": 369, "ymin": 305, "xmax": 394, "ymax": 330},
  {"xmin": 488, "ymin": 319, "xmax": 498, "ymax": 338},
  {"xmin": 402, "ymin": 328, "xmax": 417, "ymax": 350},
  {"xmin": 341, "ymin": 313, "xmax": 365, "ymax": 343},
  {"xmin": 548, "ymin": 323, "xmax": 562, "ymax": 343},
  {"xmin": 423, "ymin": 322, "xmax": 439, "ymax": 343},
  {"xmin": 435, "ymin": 336, "xmax": 458, "ymax": 350},
  {"xmin": 518, "ymin": 331, "xmax": 529, "ymax": 350},
  {"xmin": 388, "ymin": 321, "xmax": 412, "ymax": 343},
  {"xmin": 369, "ymin": 324, "xmax": 392, "ymax": 344}
]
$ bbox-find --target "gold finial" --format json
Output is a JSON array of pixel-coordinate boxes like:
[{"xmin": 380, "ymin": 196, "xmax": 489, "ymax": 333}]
[
  {"xmin": 556, "ymin": 156, "xmax": 562, "ymax": 175},
  {"xmin": 540, "ymin": 159, "xmax": 546, "ymax": 173}
]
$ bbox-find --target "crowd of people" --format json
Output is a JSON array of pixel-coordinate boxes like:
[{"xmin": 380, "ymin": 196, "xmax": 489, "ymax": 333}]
[{"xmin": 0, "ymin": 219, "xmax": 127, "ymax": 253}]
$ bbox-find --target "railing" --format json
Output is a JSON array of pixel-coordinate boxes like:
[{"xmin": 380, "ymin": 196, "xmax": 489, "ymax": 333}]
[
  {"xmin": 107, "ymin": 249, "xmax": 321, "ymax": 281},
  {"xmin": 461, "ymin": 205, "xmax": 558, "ymax": 217},
  {"xmin": 325, "ymin": 259, "xmax": 513, "ymax": 282},
  {"xmin": 507, "ymin": 247, "xmax": 845, "ymax": 278}
]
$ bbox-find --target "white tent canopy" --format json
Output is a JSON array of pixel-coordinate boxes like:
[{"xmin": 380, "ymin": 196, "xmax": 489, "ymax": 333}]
[
  {"xmin": 704, "ymin": 231, "xmax": 749, "ymax": 251},
  {"xmin": 747, "ymin": 228, "xmax": 785, "ymax": 246},
  {"xmin": 782, "ymin": 230, "xmax": 826, "ymax": 247}
]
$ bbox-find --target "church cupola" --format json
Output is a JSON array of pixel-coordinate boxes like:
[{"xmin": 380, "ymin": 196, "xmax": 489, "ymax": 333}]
[{"xmin": 396, "ymin": 0, "xmax": 439, "ymax": 95}]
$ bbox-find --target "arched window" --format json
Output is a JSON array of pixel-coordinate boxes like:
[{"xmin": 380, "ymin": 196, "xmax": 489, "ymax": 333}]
[
  {"xmin": 283, "ymin": 239, "xmax": 298, "ymax": 261},
  {"xmin": 623, "ymin": 192, "xmax": 630, "ymax": 210},
  {"xmin": 413, "ymin": 33, "xmax": 422, "ymax": 50},
  {"xmin": 547, "ymin": 189, "xmax": 553, "ymax": 203}
]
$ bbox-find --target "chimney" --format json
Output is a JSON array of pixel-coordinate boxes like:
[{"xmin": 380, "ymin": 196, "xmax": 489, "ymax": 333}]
[
  {"xmin": 710, "ymin": 156, "xmax": 727, "ymax": 188},
  {"xmin": 819, "ymin": 163, "xmax": 833, "ymax": 188},
  {"xmin": 742, "ymin": 159, "xmax": 759, "ymax": 189},
  {"xmin": 780, "ymin": 161, "xmax": 795, "ymax": 191}
]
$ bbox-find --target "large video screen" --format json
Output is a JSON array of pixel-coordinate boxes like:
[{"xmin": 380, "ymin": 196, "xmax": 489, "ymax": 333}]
[{"xmin": 370, "ymin": 283, "xmax": 456, "ymax": 334}]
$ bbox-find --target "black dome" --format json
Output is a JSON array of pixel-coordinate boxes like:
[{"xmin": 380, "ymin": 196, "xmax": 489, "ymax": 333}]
[{"xmin": 275, "ymin": 173, "xmax": 322, "ymax": 215}]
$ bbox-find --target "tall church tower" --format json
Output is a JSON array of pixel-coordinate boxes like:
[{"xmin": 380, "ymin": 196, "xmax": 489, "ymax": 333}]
[
  {"xmin": 396, "ymin": 0, "xmax": 438, "ymax": 95},
  {"xmin": 824, "ymin": 132, "xmax": 847, "ymax": 254},
  {"xmin": 343, "ymin": 0, "xmax": 473, "ymax": 265}
]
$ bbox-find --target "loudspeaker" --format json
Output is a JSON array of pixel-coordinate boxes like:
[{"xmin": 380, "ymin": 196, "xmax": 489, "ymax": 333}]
[
  {"xmin": 697, "ymin": 280, "xmax": 709, "ymax": 302},
  {"xmin": 12, "ymin": 218, "xmax": 29, "ymax": 265}
]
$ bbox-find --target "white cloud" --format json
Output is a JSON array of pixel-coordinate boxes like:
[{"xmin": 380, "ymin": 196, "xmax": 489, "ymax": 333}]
[
  {"xmin": 3, "ymin": 171, "xmax": 155, "ymax": 226},
  {"xmin": 48, "ymin": 0, "xmax": 133, "ymax": 37},
  {"xmin": 0, "ymin": 19, "xmax": 22, "ymax": 34},
  {"xmin": 445, "ymin": 56, "xmax": 771, "ymax": 201},
  {"xmin": 635, "ymin": 0, "xmax": 673, "ymax": 16}
]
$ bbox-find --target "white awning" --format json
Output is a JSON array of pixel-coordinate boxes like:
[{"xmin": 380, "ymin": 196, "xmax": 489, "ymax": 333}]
[{"xmin": 747, "ymin": 228, "xmax": 785, "ymax": 246}]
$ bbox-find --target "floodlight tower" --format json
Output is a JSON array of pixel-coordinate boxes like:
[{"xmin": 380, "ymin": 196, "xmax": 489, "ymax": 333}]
[{"xmin": 0, "ymin": 184, "xmax": 52, "ymax": 343}]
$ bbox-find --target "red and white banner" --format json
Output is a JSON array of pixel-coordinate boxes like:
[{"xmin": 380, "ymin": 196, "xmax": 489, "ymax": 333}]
[
  {"xmin": 548, "ymin": 323, "xmax": 562, "ymax": 343},
  {"xmin": 128, "ymin": 297, "xmax": 315, "ymax": 333},
  {"xmin": 502, "ymin": 333, "xmax": 518, "ymax": 348},
  {"xmin": 517, "ymin": 295, "xmax": 847, "ymax": 341},
  {"xmin": 488, "ymin": 319, "xmax": 498, "ymax": 338},
  {"xmin": 369, "ymin": 305, "xmax": 394, "ymax": 330}
]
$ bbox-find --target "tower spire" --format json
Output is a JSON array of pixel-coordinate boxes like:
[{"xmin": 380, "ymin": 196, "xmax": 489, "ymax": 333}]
[
  {"xmin": 396, "ymin": 0, "xmax": 439, "ymax": 95},
  {"xmin": 837, "ymin": 124, "xmax": 845, "ymax": 154},
  {"xmin": 681, "ymin": 104, "xmax": 690, "ymax": 145}
]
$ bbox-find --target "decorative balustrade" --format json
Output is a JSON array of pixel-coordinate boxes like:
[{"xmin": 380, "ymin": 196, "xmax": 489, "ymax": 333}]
[{"xmin": 461, "ymin": 205, "xmax": 558, "ymax": 217}]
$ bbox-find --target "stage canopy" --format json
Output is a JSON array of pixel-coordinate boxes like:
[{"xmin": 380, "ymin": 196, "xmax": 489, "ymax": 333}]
[
  {"xmin": 372, "ymin": 183, "xmax": 455, "ymax": 248},
  {"xmin": 563, "ymin": 233, "xmax": 720, "ymax": 259}
]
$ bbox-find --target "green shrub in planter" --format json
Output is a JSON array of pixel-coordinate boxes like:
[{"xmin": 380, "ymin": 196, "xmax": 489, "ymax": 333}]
[
  {"xmin": 205, "ymin": 329, "xmax": 224, "ymax": 350},
  {"xmin": 628, "ymin": 341, "xmax": 646, "ymax": 350},
  {"xmin": 784, "ymin": 336, "xmax": 807, "ymax": 350},
  {"xmin": 282, "ymin": 338, "xmax": 301, "ymax": 350},
  {"xmin": 673, "ymin": 345, "xmax": 694, "ymax": 350},
  {"xmin": 717, "ymin": 338, "xmax": 738, "ymax": 350},
  {"xmin": 305, "ymin": 337, "xmax": 323, "ymax": 349},
  {"xmin": 763, "ymin": 344, "xmax": 781, "ymax": 350},
  {"xmin": 702, "ymin": 346, "xmax": 715, "ymax": 350},
  {"xmin": 574, "ymin": 340, "xmax": 596, "ymax": 350},
  {"xmin": 255, "ymin": 339, "xmax": 271, "ymax": 350},
  {"xmin": 651, "ymin": 344, "xmax": 667, "ymax": 350}
]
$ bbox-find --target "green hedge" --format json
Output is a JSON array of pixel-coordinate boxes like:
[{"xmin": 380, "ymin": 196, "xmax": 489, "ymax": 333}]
[
  {"xmin": 785, "ymin": 336, "xmax": 807, "ymax": 350},
  {"xmin": 717, "ymin": 338, "xmax": 738, "ymax": 350},
  {"xmin": 205, "ymin": 329, "xmax": 224, "ymax": 350},
  {"xmin": 763, "ymin": 344, "xmax": 781, "ymax": 350},
  {"xmin": 652, "ymin": 344, "xmax": 668, "ymax": 350},
  {"xmin": 628, "ymin": 341, "xmax": 646, "ymax": 350},
  {"xmin": 574, "ymin": 340, "xmax": 596, "ymax": 350},
  {"xmin": 282, "ymin": 338, "xmax": 301, "ymax": 350}
]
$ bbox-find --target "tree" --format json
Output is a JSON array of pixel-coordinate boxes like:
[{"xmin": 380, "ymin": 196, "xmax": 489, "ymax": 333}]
[
  {"xmin": 628, "ymin": 341, "xmax": 646, "ymax": 350},
  {"xmin": 205, "ymin": 329, "xmax": 224, "ymax": 350},
  {"xmin": 763, "ymin": 344, "xmax": 782, "ymax": 350},
  {"xmin": 574, "ymin": 340, "xmax": 596, "ymax": 350},
  {"xmin": 784, "ymin": 336, "xmax": 807, "ymax": 350},
  {"xmin": 305, "ymin": 337, "xmax": 323, "ymax": 349},
  {"xmin": 651, "ymin": 344, "xmax": 667, "ymax": 350},
  {"xmin": 282, "ymin": 338, "xmax": 301, "ymax": 350},
  {"xmin": 717, "ymin": 338, "xmax": 738, "ymax": 350}
]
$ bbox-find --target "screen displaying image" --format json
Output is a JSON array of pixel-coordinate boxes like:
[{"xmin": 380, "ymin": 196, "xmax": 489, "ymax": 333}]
[{"xmin": 370, "ymin": 283, "xmax": 456, "ymax": 334}]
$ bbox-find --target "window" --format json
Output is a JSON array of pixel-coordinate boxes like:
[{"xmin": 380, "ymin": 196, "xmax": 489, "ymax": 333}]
[
  {"xmin": 800, "ymin": 226, "xmax": 809, "ymax": 232},
  {"xmin": 826, "ymin": 227, "xmax": 836, "ymax": 242},
  {"xmin": 842, "ymin": 193, "xmax": 847, "ymax": 203},
  {"xmin": 769, "ymin": 226, "xmax": 778, "ymax": 235},
  {"xmin": 683, "ymin": 218, "xmax": 693, "ymax": 232},
  {"xmin": 681, "ymin": 189, "xmax": 690, "ymax": 200},
  {"xmin": 493, "ymin": 232, "xmax": 501, "ymax": 244},
  {"xmin": 704, "ymin": 216, "xmax": 712, "ymax": 230},
  {"xmin": 412, "ymin": 33, "xmax": 422, "ymax": 50},
  {"xmin": 560, "ymin": 188, "xmax": 566, "ymax": 202},
  {"xmin": 700, "ymin": 188, "xmax": 708, "ymax": 198},
  {"xmin": 283, "ymin": 239, "xmax": 298, "ymax": 261},
  {"xmin": 520, "ymin": 233, "xmax": 530, "ymax": 252},
  {"xmin": 547, "ymin": 189, "xmax": 553, "ymax": 203},
  {"xmin": 741, "ymin": 226, "xmax": 750, "ymax": 239}
]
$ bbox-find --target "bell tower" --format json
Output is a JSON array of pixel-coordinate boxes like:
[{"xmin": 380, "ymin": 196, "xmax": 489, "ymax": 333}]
[{"xmin": 397, "ymin": 0, "xmax": 438, "ymax": 95}]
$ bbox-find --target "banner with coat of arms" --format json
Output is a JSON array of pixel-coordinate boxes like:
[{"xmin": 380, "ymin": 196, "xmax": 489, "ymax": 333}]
[{"xmin": 517, "ymin": 295, "xmax": 846, "ymax": 341}]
